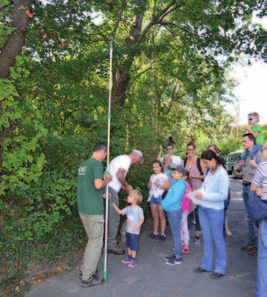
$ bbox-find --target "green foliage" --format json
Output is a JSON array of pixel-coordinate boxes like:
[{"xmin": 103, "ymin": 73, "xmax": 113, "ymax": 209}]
[{"xmin": 1, "ymin": 0, "xmax": 265, "ymax": 295}]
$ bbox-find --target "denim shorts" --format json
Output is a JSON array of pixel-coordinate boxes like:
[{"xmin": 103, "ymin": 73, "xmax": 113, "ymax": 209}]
[
  {"xmin": 149, "ymin": 195, "xmax": 162, "ymax": 205},
  {"xmin": 125, "ymin": 232, "xmax": 140, "ymax": 251}
]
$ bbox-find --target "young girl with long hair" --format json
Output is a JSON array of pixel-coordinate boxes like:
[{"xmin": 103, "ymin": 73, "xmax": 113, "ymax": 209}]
[{"xmin": 147, "ymin": 160, "xmax": 170, "ymax": 242}]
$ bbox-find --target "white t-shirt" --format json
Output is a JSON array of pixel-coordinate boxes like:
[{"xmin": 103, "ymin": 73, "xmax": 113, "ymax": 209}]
[
  {"xmin": 149, "ymin": 173, "xmax": 168, "ymax": 198},
  {"xmin": 108, "ymin": 155, "xmax": 131, "ymax": 192},
  {"xmin": 121, "ymin": 206, "xmax": 144, "ymax": 234}
]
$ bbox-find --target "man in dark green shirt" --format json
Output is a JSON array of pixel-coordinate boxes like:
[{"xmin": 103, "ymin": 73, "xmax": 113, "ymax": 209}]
[{"xmin": 77, "ymin": 142, "xmax": 112, "ymax": 287}]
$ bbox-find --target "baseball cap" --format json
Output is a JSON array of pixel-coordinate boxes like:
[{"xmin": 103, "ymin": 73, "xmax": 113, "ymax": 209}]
[{"xmin": 171, "ymin": 164, "xmax": 185, "ymax": 174}]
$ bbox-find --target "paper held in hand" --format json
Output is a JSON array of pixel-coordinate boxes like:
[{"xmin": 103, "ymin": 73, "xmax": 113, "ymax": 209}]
[{"xmin": 188, "ymin": 192, "xmax": 203, "ymax": 206}]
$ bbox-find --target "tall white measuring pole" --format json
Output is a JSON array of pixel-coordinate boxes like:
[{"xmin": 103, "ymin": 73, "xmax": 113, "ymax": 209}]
[{"xmin": 103, "ymin": 36, "xmax": 113, "ymax": 281}]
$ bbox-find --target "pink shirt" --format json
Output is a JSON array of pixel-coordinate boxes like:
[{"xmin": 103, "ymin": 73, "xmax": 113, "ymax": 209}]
[{"xmin": 182, "ymin": 182, "xmax": 191, "ymax": 212}]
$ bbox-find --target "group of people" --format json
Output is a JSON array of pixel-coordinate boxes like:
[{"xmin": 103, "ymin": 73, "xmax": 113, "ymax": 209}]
[
  {"xmin": 235, "ymin": 112, "xmax": 267, "ymax": 297},
  {"xmin": 76, "ymin": 112, "xmax": 267, "ymax": 296}
]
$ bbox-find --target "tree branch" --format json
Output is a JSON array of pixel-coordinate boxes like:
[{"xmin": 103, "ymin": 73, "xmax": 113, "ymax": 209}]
[
  {"xmin": 160, "ymin": 22, "xmax": 199, "ymax": 39},
  {"xmin": 133, "ymin": 1, "xmax": 185, "ymax": 51}
]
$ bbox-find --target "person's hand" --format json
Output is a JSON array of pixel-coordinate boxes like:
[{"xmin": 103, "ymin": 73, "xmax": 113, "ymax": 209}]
[
  {"xmin": 194, "ymin": 192, "xmax": 203, "ymax": 200},
  {"xmin": 249, "ymin": 157, "xmax": 257, "ymax": 168},
  {"xmin": 256, "ymin": 187, "xmax": 263, "ymax": 197},
  {"xmin": 132, "ymin": 225, "xmax": 138, "ymax": 232},
  {"xmin": 159, "ymin": 145, "xmax": 163, "ymax": 152},
  {"xmin": 105, "ymin": 172, "xmax": 112, "ymax": 183},
  {"xmin": 126, "ymin": 184, "xmax": 133, "ymax": 192},
  {"xmin": 238, "ymin": 160, "xmax": 244, "ymax": 168},
  {"xmin": 154, "ymin": 181, "xmax": 161, "ymax": 188},
  {"xmin": 103, "ymin": 193, "xmax": 111, "ymax": 199}
]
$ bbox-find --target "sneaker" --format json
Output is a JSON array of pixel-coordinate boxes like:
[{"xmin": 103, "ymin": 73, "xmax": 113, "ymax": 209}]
[
  {"xmin": 147, "ymin": 233, "xmax": 159, "ymax": 240},
  {"xmin": 241, "ymin": 244, "xmax": 256, "ymax": 251},
  {"xmin": 182, "ymin": 246, "xmax": 190, "ymax": 254},
  {"xmin": 121, "ymin": 256, "xmax": 132, "ymax": 264},
  {"xmin": 193, "ymin": 267, "xmax": 210, "ymax": 273},
  {"xmin": 157, "ymin": 234, "xmax": 167, "ymax": 242},
  {"xmin": 194, "ymin": 236, "xmax": 201, "ymax": 245},
  {"xmin": 225, "ymin": 229, "xmax": 232, "ymax": 236},
  {"xmin": 209, "ymin": 272, "xmax": 224, "ymax": 280},
  {"xmin": 164, "ymin": 253, "xmax": 176, "ymax": 262},
  {"xmin": 128, "ymin": 259, "xmax": 136, "ymax": 268},
  {"xmin": 165, "ymin": 256, "xmax": 182, "ymax": 265},
  {"xmin": 107, "ymin": 247, "xmax": 125, "ymax": 255},
  {"xmin": 81, "ymin": 275, "xmax": 103, "ymax": 288},
  {"xmin": 249, "ymin": 247, "xmax": 258, "ymax": 256}
]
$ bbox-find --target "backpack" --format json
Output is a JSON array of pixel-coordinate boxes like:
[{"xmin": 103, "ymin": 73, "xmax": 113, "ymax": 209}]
[{"xmin": 184, "ymin": 157, "xmax": 203, "ymax": 176}]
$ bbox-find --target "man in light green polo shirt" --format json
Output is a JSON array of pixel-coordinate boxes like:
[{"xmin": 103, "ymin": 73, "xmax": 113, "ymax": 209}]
[{"xmin": 77, "ymin": 142, "xmax": 112, "ymax": 288}]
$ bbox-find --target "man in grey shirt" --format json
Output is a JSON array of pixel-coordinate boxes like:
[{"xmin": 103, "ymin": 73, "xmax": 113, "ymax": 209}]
[{"xmin": 237, "ymin": 133, "xmax": 263, "ymax": 252}]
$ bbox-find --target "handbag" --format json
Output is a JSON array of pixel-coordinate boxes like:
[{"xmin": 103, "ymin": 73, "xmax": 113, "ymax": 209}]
[{"xmin": 247, "ymin": 191, "xmax": 267, "ymax": 221}]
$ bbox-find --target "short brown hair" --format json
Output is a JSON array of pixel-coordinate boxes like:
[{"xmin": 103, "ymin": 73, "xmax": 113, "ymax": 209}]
[{"xmin": 129, "ymin": 189, "xmax": 143, "ymax": 204}]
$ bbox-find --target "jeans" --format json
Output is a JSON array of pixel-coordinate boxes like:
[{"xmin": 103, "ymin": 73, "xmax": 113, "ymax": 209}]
[
  {"xmin": 181, "ymin": 212, "xmax": 189, "ymax": 246},
  {"xmin": 188, "ymin": 206, "xmax": 201, "ymax": 234},
  {"xmin": 107, "ymin": 187, "xmax": 120, "ymax": 247},
  {"xmin": 79, "ymin": 213, "xmax": 104, "ymax": 280},
  {"xmin": 199, "ymin": 206, "xmax": 226, "ymax": 274},
  {"xmin": 167, "ymin": 208, "xmax": 183, "ymax": 257},
  {"xmin": 242, "ymin": 185, "xmax": 258, "ymax": 245},
  {"xmin": 256, "ymin": 219, "xmax": 267, "ymax": 297}
]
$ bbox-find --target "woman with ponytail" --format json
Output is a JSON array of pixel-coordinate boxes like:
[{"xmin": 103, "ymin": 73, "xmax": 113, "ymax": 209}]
[
  {"xmin": 193, "ymin": 149, "xmax": 229, "ymax": 279},
  {"xmin": 183, "ymin": 139, "xmax": 206, "ymax": 245}
]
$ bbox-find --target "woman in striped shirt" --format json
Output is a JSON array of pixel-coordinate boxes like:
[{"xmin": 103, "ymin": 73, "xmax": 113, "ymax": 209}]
[{"xmin": 251, "ymin": 143, "xmax": 267, "ymax": 297}]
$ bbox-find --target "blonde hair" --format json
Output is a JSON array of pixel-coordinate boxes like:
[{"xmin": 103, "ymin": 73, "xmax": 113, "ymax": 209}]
[
  {"xmin": 163, "ymin": 154, "xmax": 172, "ymax": 164},
  {"xmin": 129, "ymin": 189, "xmax": 143, "ymax": 204},
  {"xmin": 249, "ymin": 112, "xmax": 259, "ymax": 122}
]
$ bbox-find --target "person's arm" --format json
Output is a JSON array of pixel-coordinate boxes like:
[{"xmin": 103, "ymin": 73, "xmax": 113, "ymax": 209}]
[
  {"xmin": 112, "ymin": 202, "xmax": 122, "ymax": 215},
  {"xmin": 252, "ymin": 164, "xmax": 264, "ymax": 188},
  {"xmin": 132, "ymin": 218, "xmax": 144, "ymax": 232},
  {"xmin": 157, "ymin": 145, "xmax": 163, "ymax": 160},
  {"xmin": 148, "ymin": 176, "xmax": 152, "ymax": 189},
  {"xmin": 95, "ymin": 172, "xmax": 112, "ymax": 189},
  {"xmin": 250, "ymin": 157, "xmax": 258, "ymax": 168},
  {"xmin": 161, "ymin": 183, "xmax": 186, "ymax": 210},
  {"xmin": 252, "ymin": 165, "xmax": 264, "ymax": 196},
  {"xmin": 202, "ymin": 173, "xmax": 229, "ymax": 201},
  {"xmin": 200, "ymin": 159, "xmax": 207, "ymax": 176},
  {"xmin": 190, "ymin": 173, "xmax": 205, "ymax": 180},
  {"xmin": 117, "ymin": 168, "xmax": 132, "ymax": 192},
  {"xmin": 250, "ymin": 184, "xmax": 263, "ymax": 195},
  {"xmin": 132, "ymin": 209, "xmax": 144, "ymax": 231}
]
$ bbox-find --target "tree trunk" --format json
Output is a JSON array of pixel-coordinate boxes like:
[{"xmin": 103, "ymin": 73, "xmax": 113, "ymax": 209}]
[
  {"xmin": 0, "ymin": 0, "xmax": 32, "ymax": 78},
  {"xmin": 112, "ymin": 0, "xmax": 147, "ymax": 108},
  {"xmin": 0, "ymin": 0, "xmax": 32, "ymax": 165}
]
